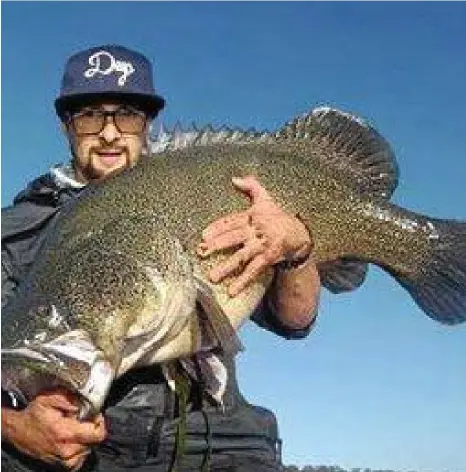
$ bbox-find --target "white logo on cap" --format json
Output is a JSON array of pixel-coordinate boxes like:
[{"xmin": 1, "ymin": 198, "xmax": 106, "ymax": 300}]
[{"xmin": 84, "ymin": 50, "xmax": 135, "ymax": 86}]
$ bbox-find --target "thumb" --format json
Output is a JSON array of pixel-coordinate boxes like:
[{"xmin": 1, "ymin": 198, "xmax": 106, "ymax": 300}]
[
  {"xmin": 36, "ymin": 388, "xmax": 80, "ymax": 413},
  {"xmin": 232, "ymin": 176, "xmax": 269, "ymax": 203}
]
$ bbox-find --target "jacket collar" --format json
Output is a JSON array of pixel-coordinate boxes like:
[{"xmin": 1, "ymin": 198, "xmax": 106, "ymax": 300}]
[{"xmin": 13, "ymin": 164, "xmax": 85, "ymax": 206}]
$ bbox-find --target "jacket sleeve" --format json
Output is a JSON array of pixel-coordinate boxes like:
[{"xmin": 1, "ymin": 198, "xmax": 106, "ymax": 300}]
[
  {"xmin": 1, "ymin": 249, "xmax": 17, "ymax": 308},
  {"xmin": 1, "ymin": 201, "xmax": 59, "ymax": 308}
]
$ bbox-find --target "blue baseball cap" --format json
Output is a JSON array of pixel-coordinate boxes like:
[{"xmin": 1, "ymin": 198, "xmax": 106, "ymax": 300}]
[{"xmin": 55, "ymin": 44, "xmax": 166, "ymax": 119}]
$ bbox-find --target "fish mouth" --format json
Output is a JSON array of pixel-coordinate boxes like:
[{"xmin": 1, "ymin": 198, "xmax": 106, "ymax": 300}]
[
  {"xmin": 1, "ymin": 346, "xmax": 85, "ymax": 409},
  {"xmin": 1, "ymin": 347, "xmax": 54, "ymax": 407},
  {"xmin": 1, "ymin": 330, "xmax": 114, "ymax": 418}
]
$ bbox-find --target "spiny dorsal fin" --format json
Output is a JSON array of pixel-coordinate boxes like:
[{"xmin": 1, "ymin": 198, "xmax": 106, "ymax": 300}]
[
  {"xmin": 151, "ymin": 108, "xmax": 398, "ymax": 200},
  {"xmin": 277, "ymin": 106, "xmax": 399, "ymax": 199},
  {"xmin": 150, "ymin": 122, "xmax": 271, "ymax": 153}
]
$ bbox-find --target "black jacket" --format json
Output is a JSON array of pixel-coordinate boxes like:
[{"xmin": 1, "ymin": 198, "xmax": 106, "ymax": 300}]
[{"xmin": 1, "ymin": 171, "xmax": 311, "ymax": 471}]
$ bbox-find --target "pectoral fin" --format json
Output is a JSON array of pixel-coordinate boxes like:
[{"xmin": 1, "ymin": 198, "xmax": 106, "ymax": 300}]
[
  {"xmin": 194, "ymin": 276, "xmax": 244, "ymax": 356},
  {"xmin": 318, "ymin": 259, "xmax": 369, "ymax": 293}
]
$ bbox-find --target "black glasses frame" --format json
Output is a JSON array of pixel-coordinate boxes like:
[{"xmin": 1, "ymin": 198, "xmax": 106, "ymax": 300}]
[{"xmin": 67, "ymin": 105, "xmax": 148, "ymax": 136}]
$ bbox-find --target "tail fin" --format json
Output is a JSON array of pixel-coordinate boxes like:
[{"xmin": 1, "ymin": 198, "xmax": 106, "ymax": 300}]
[{"xmin": 394, "ymin": 219, "xmax": 466, "ymax": 325}]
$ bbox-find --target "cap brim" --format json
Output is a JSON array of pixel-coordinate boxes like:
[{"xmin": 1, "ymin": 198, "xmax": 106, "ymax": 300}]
[{"xmin": 55, "ymin": 91, "xmax": 165, "ymax": 119}]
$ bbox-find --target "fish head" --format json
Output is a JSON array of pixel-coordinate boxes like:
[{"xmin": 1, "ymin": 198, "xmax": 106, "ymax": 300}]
[{"xmin": 1, "ymin": 328, "xmax": 115, "ymax": 419}]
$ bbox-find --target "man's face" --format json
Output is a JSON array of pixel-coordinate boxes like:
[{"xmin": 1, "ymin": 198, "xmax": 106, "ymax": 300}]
[{"xmin": 65, "ymin": 101, "xmax": 150, "ymax": 183}]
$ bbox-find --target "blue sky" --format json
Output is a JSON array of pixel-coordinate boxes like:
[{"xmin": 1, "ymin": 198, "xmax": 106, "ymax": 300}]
[{"xmin": 2, "ymin": 2, "xmax": 466, "ymax": 471}]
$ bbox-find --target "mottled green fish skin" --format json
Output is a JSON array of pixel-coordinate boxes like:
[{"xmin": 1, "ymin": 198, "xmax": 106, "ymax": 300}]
[
  {"xmin": 2, "ymin": 107, "xmax": 465, "ymax": 412},
  {"xmin": 41, "ymin": 134, "xmax": 461, "ymax": 330},
  {"xmin": 72, "ymin": 141, "xmax": 430, "ymax": 274}
]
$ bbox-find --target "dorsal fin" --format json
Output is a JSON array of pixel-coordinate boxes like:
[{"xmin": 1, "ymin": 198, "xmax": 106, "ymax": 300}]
[
  {"xmin": 150, "ymin": 108, "xmax": 398, "ymax": 200},
  {"xmin": 150, "ymin": 122, "xmax": 271, "ymax": 153},
  {"xmin": 276, "ymin": 106, "xmax": 399, "ymax": 199}
]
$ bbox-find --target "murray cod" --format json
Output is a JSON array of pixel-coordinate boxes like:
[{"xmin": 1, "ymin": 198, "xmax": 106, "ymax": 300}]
[{"xmin": 2, "ymin": 107, "xmax": 466, "ymax": 417}]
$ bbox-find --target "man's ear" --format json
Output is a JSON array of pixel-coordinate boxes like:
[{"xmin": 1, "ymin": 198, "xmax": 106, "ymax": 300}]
[{"xmin": 141, "ymin": 123, "xmax": 152, "ymax": 157}]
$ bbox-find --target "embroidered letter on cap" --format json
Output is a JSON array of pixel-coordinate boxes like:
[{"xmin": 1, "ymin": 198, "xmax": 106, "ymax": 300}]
[{"xmin": 84, "ymin": 50, "xmax": 135, "ymax": 86}]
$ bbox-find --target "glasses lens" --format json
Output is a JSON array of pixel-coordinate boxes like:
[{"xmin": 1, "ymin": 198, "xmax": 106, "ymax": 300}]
[
  {"xmin": 72, "ymin": 109, "xmax": 105, "ymax": 135},
  {"xmin": 114, "ymin": 108, "xmax": 146, "ymax": 134},
  {"xmin": 71, "ymin": 107, "xmax": 147, "ymax": 135}
]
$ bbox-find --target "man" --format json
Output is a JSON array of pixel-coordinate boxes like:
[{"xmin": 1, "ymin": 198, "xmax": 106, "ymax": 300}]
[{"xmin": 2, "ymin": 44, "xmax": 321, "ymax": 472}]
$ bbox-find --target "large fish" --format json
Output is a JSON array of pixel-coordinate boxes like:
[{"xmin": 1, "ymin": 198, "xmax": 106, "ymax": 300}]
[{"xmin": 2, "ymin": 107, "xmax": 465, "ymax": 417}]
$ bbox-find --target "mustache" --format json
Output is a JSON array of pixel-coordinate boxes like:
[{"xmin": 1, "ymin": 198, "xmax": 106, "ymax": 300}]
[{"xmin": 91, "ymin": 146, "xmax": 127, "ymax": 153}]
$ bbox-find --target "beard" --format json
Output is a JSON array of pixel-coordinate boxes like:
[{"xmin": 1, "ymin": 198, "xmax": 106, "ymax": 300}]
[{"xmin": 71, "ymin": 147, "xmax": 132, "ymax": 183}]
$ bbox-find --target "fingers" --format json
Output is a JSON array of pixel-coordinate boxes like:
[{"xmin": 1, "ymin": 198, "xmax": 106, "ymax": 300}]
[
  {"xmin": 227, "ymin": 255, "xmax": 268, "ymax": 297},
  {"xmin": 53, "ymin": 413, "xmax": 106, "ymax": 448},
  {"xmin": 59, "ymin": 414, "xmax": 105, "ymax": 469},
  {"xmin": 35, "ymin": 388, "xmax": 80, "ymax": 414},
  {"xmin": 56, "ymin": 442, "xmax": 89, "ymax": 462},
  {"xmin": 200, "ymin": 176, "xmax": 270, "ymax": 244},
  {"xmin": 199, "ymin": 175, "xmax": 313, "ymax": 297},
  {"xmin": 59, "ymin": 413, "xmax": 106, "ymax": 471},
  {"xmin": 201, "ymin": 212, "xmax": 249, "ymax": 242},
  {"xmin": 14, "ymin": 393, "xmax": 104, "ymax": 472},
  {"xmin": 60, "ymin": 447, "xmax": 92, "ymax": 472},
  {"xmin": 70, "ymin": 413, "xmax": 107, "ymax": 445},
  {"xmin": 199, "ymin": 222, "xmax": 266, "ymax": 258},
  {"xmin": 208, "ymin": 236, "xmax": 264, "ymax": 282},
  {"xmin": 34, "ymin": 390, "xmax": 106, "ymax": 445},
  {"xmin": 199, "ymin": 227, "xmax": 249, "ymax": 257}
]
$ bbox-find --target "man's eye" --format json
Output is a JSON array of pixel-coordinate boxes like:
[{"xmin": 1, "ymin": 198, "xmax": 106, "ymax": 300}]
[
  {"xmin": 81, "ymin": 109, "xmax": 101, "ymax": 118},
  {"xmin": 117, "ymin": 108, "xmax": 135, "ymax": 117}
]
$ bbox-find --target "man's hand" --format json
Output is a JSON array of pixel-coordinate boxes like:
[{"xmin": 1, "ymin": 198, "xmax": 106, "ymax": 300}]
[
  {"xmin": 2, "ymin": 388, "xmax": 106, "ymax": 471},
  {"xmin": 197, "ymin": 176, "xmax": 313, "ymax": 297}
]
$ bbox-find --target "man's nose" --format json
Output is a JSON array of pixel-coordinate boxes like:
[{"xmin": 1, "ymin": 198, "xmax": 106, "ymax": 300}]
[{"xmin": 99, "ymin": 117, "xmax": 121, "ymax": 143}]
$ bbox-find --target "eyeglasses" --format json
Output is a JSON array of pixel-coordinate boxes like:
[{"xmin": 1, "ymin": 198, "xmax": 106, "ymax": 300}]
[{"xmin": 68, "ymin": 106, "xmax": 148, "ymax": 136}]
